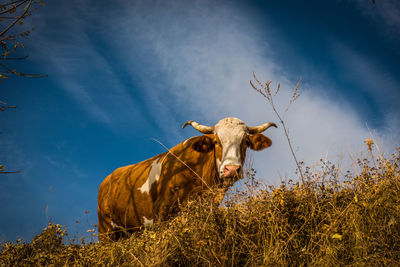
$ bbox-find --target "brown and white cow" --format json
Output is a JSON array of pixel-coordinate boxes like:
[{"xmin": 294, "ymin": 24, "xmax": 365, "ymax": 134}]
[{"xmin": 97, "ymin": 117, "xmax": 276, "ymax": 241}]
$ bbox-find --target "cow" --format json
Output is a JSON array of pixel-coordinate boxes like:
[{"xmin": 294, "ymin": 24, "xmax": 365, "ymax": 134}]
[{"xmin": 97, "ymin": 117, "xmax": 276, "ymax": 241}]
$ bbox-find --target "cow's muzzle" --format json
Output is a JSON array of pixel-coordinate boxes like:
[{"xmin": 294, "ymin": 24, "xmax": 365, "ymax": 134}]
[
  {"xmin": 223, "ymin": 165, "xmax": 241, "ymax": 178},
  {"xmin": 220, "ymin": 165, "xmax": 243, "ymax": 185}
]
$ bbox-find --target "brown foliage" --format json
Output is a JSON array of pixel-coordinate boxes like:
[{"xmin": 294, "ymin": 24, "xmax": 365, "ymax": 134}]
[{"xmin": 1, "ymin": 147, "xmax": 400, "ymax": 266}]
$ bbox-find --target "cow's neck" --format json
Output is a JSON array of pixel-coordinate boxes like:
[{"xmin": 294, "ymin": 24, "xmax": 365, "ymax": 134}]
[{"xmin": 167, "ymin": 139, "xmax": 220, "ymax": 188}]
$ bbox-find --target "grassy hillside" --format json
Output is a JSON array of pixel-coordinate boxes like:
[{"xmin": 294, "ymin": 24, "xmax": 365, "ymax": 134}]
[{"xmin": 1, "ymin": 146, "xmax": 400, "ymax": 266}]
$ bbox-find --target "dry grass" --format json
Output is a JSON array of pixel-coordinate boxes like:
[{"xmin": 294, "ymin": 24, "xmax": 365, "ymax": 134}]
[{"xmin": 1, "ymin": 146, "xmax": 399, "ymax": 266}]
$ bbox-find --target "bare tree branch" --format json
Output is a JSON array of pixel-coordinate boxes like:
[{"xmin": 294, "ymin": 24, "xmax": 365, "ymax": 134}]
[
  {"xmin": 0, "ymin": 0, "xmax": 46, "ymax": 175},
  {"xmin": 0, "ymin": 0, "xmax": 45, "ymax": 78},
  {"xmin": 0, "ymin": 0, "xmax": 28, "ymax": 16},
  {"xmin": 0, "ymin": 55, "xmax": 28, "ymax": 60},
  {"xmin": 0, "ymin": 60, "xmax": 47, "ymax": 77},
  {"xmin": 0, "ymin": 0, "xmax": 27, "ymax": 8},
  {"xmin": 0, "ymin": 0, "xmax": 32, "ymax": 38}
]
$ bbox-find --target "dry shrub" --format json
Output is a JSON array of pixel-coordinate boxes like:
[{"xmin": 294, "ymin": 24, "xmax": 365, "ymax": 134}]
[{"xmin": 1, "ymin": 147, "xmax": 400, "ymax": 266}]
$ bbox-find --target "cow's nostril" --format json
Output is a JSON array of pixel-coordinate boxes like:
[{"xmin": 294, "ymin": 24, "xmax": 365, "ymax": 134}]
[{"xmin": 223, "ymin": 165, "xmax": 241, "ymax": 177}]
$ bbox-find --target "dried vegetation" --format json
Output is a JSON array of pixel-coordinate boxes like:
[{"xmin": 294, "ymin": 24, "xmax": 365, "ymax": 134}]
[{"xmin": 1, "ymin": 146, "xmax": 400, "ymax": 266}]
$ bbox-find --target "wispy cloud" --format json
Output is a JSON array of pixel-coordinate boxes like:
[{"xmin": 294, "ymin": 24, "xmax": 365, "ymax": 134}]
[
  {"xmin": 351, "ymin": 0, "xmax": 400, "ymax": 35},
  {"xmin": 331, "ymin": 41, "xmax": 400, "ymax": 142},
  {"xmin": 26, "ymin": 2, "xmax": 150, "ymax": 131},
  {"xmin": 45, "ymin": 155, "xmax": 87, "ymax": 179},
  {"xmin": 331, "ymin": 42, "xmax": 400, "ymax": 107}
]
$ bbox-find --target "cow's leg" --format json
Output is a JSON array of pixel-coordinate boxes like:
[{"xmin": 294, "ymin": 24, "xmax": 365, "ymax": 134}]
[{"xmin": 97, "ymin": 209, "xmax": 115, "ymax": 242}]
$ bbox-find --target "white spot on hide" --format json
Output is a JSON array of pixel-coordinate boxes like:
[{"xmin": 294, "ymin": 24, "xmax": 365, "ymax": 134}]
[
  {"xmin": 139, "ymin": 157, "xmax": 164, "ymax": 193},
  {"xmin": 143, "ymin": 216, "xmax": 153, "ymax": 226}
]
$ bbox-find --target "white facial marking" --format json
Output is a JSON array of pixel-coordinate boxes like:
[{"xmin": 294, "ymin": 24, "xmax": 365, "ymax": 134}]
[
  {"xmin": 139, "ymin": 156, "xmax": 164, "ymax": 193},
  {"xmin": 142, "ymin": 216, "xmax": 154, "ymax": 226},
  {"xmin": 214, "ymin": 117, "xmax": 247, "ymax": 176}
]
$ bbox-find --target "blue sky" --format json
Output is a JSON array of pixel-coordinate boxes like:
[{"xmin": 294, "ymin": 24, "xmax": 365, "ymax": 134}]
[{"xmin": 1, "ymin": 0, "xmax": 399, "ymax": 242}]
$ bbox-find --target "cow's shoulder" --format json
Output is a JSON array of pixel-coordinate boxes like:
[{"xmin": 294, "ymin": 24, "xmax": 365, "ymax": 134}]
[{"xmin": 109, "ymin": 152, "xmax": 165, "ymax": 179}]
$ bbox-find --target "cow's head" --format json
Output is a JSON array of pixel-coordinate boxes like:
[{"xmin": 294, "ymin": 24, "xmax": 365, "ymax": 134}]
[{"xmin": 183, "ymin": 117, "xmax": 276, "ymax": 183}]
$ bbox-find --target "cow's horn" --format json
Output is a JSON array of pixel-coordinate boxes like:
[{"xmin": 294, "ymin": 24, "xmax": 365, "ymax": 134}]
[
  {"xmin": 182, "ymin": 120, "xmax": 214, "ymax": 134},
  {"xmin": 247, "ymin": 122, "xmax": 277, "ymax": 134}
]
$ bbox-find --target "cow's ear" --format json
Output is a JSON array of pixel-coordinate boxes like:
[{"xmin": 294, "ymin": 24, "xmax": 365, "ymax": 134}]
[
  {"xmin": 248, "ymin": 133, "xmax": 272, "ymax": 151},
  {"xmin": 192, "ymin": 135, "xmax": 215, "ymax": 153}
]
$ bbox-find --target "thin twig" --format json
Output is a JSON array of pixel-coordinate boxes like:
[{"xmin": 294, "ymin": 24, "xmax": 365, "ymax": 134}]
[
  {"xmin": 0, "ymin": 0, "xmax": 27, "ymax": 8},
  {"xmin": 151, "ymin": 138, "xmax": 213, "ymax": 191},
  {"xmin": 0, "ymin": 16, "xmax": 22, "ymax": 19},
  {"xmin": 0, "ymin": 104, "xmax": 16, "ymax": 109},
  {"xmin": 0, "ymin": 0, "xmax": 31, "ymax": 38},
  {"xmin": 250, "ymin": 72, "xmax": 305, "ymax": 184},
  {"xmin": 0, "ymin": 171, "xmax": 21, "ymax": 174},
  {"xmin": 0, "ymin": 61, "xmax": 47, "ymax": 77},
  {"xmin": 0, "ymin": 0, "xmax": 28, "ymax": 16},
  {"xmin": 0, "ymin": 55, "xmax": 28, "ymax": 60}
]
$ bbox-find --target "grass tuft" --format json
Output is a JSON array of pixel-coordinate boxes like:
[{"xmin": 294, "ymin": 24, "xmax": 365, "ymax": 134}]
[{"xmin": 1, "ymin": 146, "xmax": 400, "ymax": 266}]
